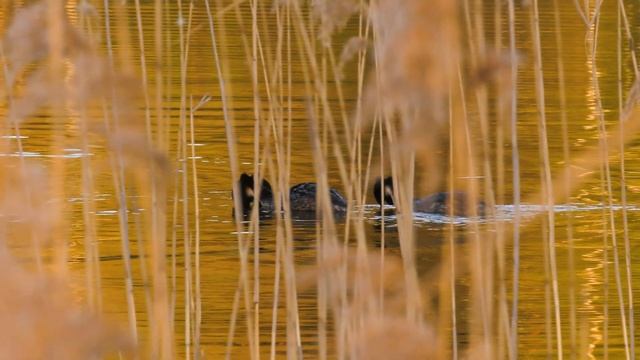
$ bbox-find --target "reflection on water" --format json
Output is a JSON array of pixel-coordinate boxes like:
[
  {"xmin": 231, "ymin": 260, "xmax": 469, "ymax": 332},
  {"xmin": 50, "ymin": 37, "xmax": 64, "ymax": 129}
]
[
  {"xmin": 1, "ymin": 0, "xmax": 640, "ymax": 358},
  {"xmin": 582, "ymin": 248, "xmax": 604, "ymax": 360},
  {"xmin": 368, "ymin": 204, "xmax": 640, "ymax": 227}
]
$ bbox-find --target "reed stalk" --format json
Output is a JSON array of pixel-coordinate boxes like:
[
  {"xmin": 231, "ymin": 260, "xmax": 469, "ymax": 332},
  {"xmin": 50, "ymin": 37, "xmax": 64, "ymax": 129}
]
[
  {"xmin": 552, "ymin": 0, "xmax": 577, "ymax": 357},
  {"xmin": 507, "ymin": 1, "xmax": 521, "ymax": 356},
  {"xmin": 76, "ymin": 0, "xmax": 102, "ymax": 318},
  {"xmin": 616, "ymin": 0, "xmax": 639, "ymax": 75},
  {"xmin": 371, "ymin": 24, "xmax": 422, "ymax": 334},
  {"xmin": 170, "ymin": 144, "xmax": 180, "ymax": 331},
  {"xmin": 177, "ymin": 0, "xmax": 193, "ymax": 356},
  {"xmin": 102, "ymin": 0, "xmax": 140, "ymax": 347},
  {"xmin": 204, "ymin": 1, "xmax": 259, "ymax": 358},
  {"xmin": 280, "ymin": 3, "xmax": 303, "ymax": 355},
  {"xmin": 49, "ymin": 0, "xmax": 69, "ymax": 280},
  {"xmin": 265, "ymin": 5, "xmax": 285, "ymax": 358},
  {"xmin": 179, "ymin": 92, "xmax": 192, "ymax": 359},
  {"xmin": 133, "ymin": 0, "xmax": 152, "ymax": 144},
  {"xmin": 617, "ymin": 3, "xmax": 635, "ymax": 358},
  {"xmin": 492, "ymin": 1, "xmax": 511, "ymax": 358},
  {"xmin": 447, "ymin": 85, "xmax": 458, "ymax": 360},
  {"xmin": 456, "ymin": 64, "xmax": 490, "ymax": 357},
  {"xmin": 190, "ymin": 93, "xmax": 205, "ymax": 359},
  {"xmin": 79, "ymin": 105, "xmax": 102, "ymax": 313},
  {"xmin": 249, "ymin": 2, "xmax": 262, "ymax": 357},
  {"xmin": 589, "ymin": 7, "xmax": 631, "ymax": 358},
  {"xmin": 462, "ymin": 1, "xmax": 496, "ymax": 355},
  {"xmin": 144, "ymin": 0, "xmax": 173, "ymax": 357},
  {"xmin": 531, "ymin": 0, "xmax": 563, "ymax": 358},
  {"xmin": 0, "ymin": 44, "xmax": 43, "ymax": 273},
  {"xmin": 600, "ymin": 165, "xmax": 610, "ymax": 359}
]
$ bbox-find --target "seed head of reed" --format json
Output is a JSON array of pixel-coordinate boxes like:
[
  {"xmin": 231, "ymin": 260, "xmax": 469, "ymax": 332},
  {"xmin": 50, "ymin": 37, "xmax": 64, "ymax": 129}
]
[
  {"xmin": 0, "ymin": 163, "xmax": 55, "ymax": 245},
  {"xmin": 3, "ymin": 2, "xmax": 87, "ymax": 78},
  {"xmin": 623, "ymin": 77, "xmax": 640, "ymax": 117},
  {"xmin": 71, "ymin": 53, "xmax": 141, "ymax": 108},
  {"xmin": 368, "ymin": 0, "xmax": 459, "ymax": 128},
  {"xmin": 4, "ymin": 2, "xmax": 159, "ymax": 173},
  {"xmin": 337, "ymin": 36, "xmax": 368, "ymax": 80},
  {"xmin": 71, "ymin": 52, "xmax": 159, "ymax": 170},
  {"xmin": 362, "ymin": 0, "xmax": 461, "ymax": 196},
  {"xmin": 2, "ymin": 5, "xmax": 161, "ymax": 357},
  {"xmin": 298, "ymin": 248, "xmax": 413, "ymax": 321},
  {"xmin": 4, "ymin": 3, "xmax": 130, "ymax": 122},
  {"xmin": 0, "ymin": 165, "xmax": 133, "ymax": 358},
  {"xmin": 0, "ymin": 258, "xmax": 133, "ymax": 359},
  {"xmin": 7, "ymin": 68, "xmax": 64, "ymax": 124},
  {"xmin": 311, "ymin": 0, "xmax": 360, "ymax": 47},
  {"xmin": 353, "ymin": 316, "xmax": 436, "ymax": 360}
]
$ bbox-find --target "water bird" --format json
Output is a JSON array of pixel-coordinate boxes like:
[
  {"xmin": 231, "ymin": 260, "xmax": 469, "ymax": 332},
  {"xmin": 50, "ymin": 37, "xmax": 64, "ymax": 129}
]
[
  {"xmin": 234, "ymin": 173, "xmax": 275, "ymax": 216},
  {"xmin": 373, "ymin": 176, "xmax": 484, "ymax": 217},
  {"xmin": 235, "ymin": 173, "xmax": 348, "ymax": 216}
]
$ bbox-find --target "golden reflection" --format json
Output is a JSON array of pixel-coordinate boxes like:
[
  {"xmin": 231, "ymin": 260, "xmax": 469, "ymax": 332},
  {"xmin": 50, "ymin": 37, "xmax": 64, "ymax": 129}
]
[{"xmin": 580, "ymin": 247, "xmax": 604, "ymax": 360}]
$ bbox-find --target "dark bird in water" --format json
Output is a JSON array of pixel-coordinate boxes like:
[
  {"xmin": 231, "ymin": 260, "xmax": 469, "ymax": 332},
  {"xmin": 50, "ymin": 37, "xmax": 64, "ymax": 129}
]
[
  {"xmin": 235, "ymin": 173, "xmax": 348, "ymax": 216},
  {"xmin": 234, "ymin": 173, "xmax": 275, "ymax": 216},
  {"xmin": 373, "ymin": 176, "xmax": 485, "ymax": 217},
  {"xmin": 288, "ymin": 182, "xmax": 348, "ymax": 214}
]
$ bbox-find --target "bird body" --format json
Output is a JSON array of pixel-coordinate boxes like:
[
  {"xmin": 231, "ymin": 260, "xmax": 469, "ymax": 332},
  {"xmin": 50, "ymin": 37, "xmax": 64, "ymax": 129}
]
[
  {"xmin": 235, "ymin": 173, "xmax": 274, "ymax": 215},
  {"xmin": 289, "ymin": 182, "xmax": 347, "ymax": 213},
  {"xmin": 235, "ymin": 173, "xmax": 347, "ymax": 216},
  {"xmin": 373, "ymin": 177, "xmax": 484, "ymax": 217}
]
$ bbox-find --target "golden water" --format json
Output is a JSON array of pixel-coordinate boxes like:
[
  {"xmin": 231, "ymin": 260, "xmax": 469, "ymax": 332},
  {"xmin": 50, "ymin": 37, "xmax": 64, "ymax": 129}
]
[{"xmin": 2, "ymin": 0, "xmax": 640, "ymax": 358}]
